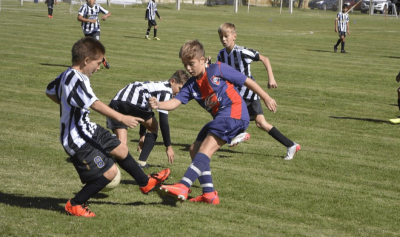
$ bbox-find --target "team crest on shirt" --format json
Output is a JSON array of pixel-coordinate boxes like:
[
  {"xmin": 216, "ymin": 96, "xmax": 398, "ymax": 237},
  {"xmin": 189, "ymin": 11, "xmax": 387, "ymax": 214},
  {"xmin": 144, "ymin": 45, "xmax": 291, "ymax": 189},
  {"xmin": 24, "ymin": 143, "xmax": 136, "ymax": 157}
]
[{"xmin": 210, "ymin": 76, "xmax": 220, "ymax": 86}]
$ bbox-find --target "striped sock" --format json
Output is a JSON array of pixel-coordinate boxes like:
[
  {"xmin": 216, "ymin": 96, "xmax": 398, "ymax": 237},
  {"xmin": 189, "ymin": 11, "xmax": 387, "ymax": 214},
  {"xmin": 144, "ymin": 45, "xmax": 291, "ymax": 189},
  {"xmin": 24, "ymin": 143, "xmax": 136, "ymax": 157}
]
[
  {"xmin": 198, "ymin": 165, "xmax": 214, "ymax": 193},
  {"xmin": 180, "ymin": 153, "xmax": 210, "ymax": 188}
]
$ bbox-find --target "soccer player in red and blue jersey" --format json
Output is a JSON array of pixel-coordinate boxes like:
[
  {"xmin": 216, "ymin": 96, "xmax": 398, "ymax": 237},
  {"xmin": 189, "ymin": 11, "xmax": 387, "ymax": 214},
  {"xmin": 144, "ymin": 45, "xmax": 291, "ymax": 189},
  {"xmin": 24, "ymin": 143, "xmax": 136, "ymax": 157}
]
[{"xmin": 149, "ymin": 40, "xmax": 277, "ymax": 205}]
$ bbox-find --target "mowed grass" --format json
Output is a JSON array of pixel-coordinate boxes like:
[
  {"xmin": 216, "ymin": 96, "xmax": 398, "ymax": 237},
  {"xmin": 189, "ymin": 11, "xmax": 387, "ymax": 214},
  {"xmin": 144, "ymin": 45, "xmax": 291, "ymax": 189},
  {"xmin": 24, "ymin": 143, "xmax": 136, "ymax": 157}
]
[{"xmin": 1, "ymin": 1, "xmax": 400, "ymax": 236}]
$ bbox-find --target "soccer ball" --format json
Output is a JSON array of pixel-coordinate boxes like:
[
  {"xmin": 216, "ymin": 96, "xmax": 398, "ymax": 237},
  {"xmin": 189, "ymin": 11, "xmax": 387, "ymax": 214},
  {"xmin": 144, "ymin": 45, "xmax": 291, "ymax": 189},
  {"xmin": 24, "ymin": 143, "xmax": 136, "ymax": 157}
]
[{"xmin": 101, "ymin": 167, "xmax": 121, "ymax": 192}]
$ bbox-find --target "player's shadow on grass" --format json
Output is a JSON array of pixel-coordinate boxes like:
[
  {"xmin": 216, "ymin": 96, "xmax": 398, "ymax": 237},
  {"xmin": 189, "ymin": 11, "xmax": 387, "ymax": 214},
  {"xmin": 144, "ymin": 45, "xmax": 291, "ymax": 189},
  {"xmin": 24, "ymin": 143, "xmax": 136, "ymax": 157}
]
[
  {"xmin": 123, "ymin": 36, "xmax": 147, "ymax": 39},
  {"xmin": 0, "ymin": 191, "xmax": 67, "ymax": 214},
  {"xmin": 40, "ymin": 63, "xmax": 70, "ymax": 68},
  {"xmin": 382, "ymin": 56, "xmax": 400, "ymax": 59},
  {"xmin": 307, "ymin": 49, "xmax": 334, "ymax": 53},
  {"xmin": 329, "ymin": 115, "xmax": 392, "ymax": 124}
]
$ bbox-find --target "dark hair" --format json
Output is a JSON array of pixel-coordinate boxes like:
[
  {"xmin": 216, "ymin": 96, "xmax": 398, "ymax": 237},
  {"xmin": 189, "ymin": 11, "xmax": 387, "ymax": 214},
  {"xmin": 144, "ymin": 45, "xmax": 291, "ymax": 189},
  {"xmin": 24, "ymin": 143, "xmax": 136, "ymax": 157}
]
[
  {"xmin": 179, "ymin": 40, "xmax": 205, "ymax": 60},
  {"xmin": 343, "ymin": 4, "xmax": 348, "ymax": 8},
  {"xmin": 71, "ymin": 37, "xmax": 106, "ymax": 64},
  {"xmin": 169, "ymin": 70, "xmax": 190, "ymax": 84}
]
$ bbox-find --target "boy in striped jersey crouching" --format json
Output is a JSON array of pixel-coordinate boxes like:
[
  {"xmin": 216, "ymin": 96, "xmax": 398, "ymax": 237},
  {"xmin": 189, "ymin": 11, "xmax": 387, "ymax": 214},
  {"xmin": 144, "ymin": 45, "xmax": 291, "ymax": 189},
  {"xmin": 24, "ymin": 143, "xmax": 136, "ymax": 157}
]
[
  {"xmin": 107, "ymin": 70, "xmax": 189, "ymax": 169},
  {"xmin": 46, "ymin": 37, "xmax": 170, "ymax": 217},
  {"xmin": 216, "ymin": 23, "xmax": 300, "ymax": 161}
]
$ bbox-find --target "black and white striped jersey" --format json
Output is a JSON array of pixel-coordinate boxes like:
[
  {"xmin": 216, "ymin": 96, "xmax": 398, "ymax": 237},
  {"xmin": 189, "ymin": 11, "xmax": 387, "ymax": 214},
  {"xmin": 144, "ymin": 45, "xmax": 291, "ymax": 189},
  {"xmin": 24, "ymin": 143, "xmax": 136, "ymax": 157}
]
[
  {"xmin": 146, "ymin": 1, "xmax": 158, "ymax": 20},
  {"xmin": 78, "ymin": 3, "xmax": 109, "ymax": 34},
  {"xmin": 217, "ymin": 45, "xmax": 260, "ymax": 101},
  {"xmin": 46, "ymin": 68, "xmax": 99, "ymax": 156},
  {"xmin": 336, "ymin": 12, "xmax": 349, "ymax": 32},
  {"xmin": 111, "ymin": 81, "xmax": 172, "ymax": 114}
]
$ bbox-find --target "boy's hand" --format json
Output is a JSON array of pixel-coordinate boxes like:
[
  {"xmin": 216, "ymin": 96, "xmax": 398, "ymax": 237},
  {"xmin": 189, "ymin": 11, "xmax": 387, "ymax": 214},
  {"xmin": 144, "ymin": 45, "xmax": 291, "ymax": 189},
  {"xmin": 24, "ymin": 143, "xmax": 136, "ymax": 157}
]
[
  {"xmin": 347, "ymin": 30, "xmax": 350, "ymax": 35},
  {"xmin": 268, "ymin": 77, "xmax": 277, "ymax": 89},
  {"xmin": 396, "ymin": 72, "xmax": 400, "ymax": 82},
  {"xmin": 166, "ymin": 146, "xmax": 175, "ymax": 164},
  {"xmin": 149, "ymin": 97, "xmax": 159, "ymax": 109},
  {"xmin": 263, "ymin": 97, "xmax": 277, "ymax": 113},
  {"xmin": 159, "ymin": 16, "xmax": 162, "ymax": 20},
  {"xmin": 101, "ymin": 16, "xmax": 107, "ymax": 21},
  {"xmin": 121, "ymin": 116, "xmax": 144, "ymax": 129},
  {"xmin": 335, "ymin": 28, "xmax": 338, "ymax": 32},
  {"xmin": 137, "ymin": 135, "xmax": 145, "ymax": 153}
]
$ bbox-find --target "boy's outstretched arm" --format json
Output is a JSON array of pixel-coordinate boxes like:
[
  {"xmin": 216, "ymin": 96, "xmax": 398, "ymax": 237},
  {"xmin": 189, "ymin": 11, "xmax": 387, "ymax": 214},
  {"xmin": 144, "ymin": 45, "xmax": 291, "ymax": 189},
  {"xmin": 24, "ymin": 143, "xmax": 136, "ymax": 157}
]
[
  {"xmin": 91, "ymin": 100, "xmax": 144, "ymax": 128},
  {"xmin": 335, "ymin": 18, "xmax": 338, "ymax": 32},
  {"xmin": 244, "ymin": 78, "xmax": 277, "ymax": 113},
  {"xmin": 46, "ymin": 93, "xmax": 60, "ymax": 104},
  {"xmin": 149, "ymin": 97, "xmax": 181, "ymax": 111},
  {"xmin": 259, "ymin": 54, "xmax": 277, "ymax": 89}
]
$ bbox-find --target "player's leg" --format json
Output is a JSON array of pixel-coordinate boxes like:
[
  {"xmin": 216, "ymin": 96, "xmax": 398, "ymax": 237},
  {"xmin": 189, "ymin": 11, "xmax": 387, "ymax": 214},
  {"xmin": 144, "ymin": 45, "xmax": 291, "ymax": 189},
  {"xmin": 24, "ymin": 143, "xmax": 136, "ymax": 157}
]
[
  {"xmin": 110, "ymin": 135, "xmax": 170, "ymax": 194},
  {"xmin": 153, "ymin": 23, "xmax": 160, "ymax": 40},
  {"xmin": 137, "ymin": 116, "xmax": 159, "ymax": 168},
  {"xmin": 145, "ymin": 21, "xmax": 152, "ymax": 39},
  {"xmin": 340, "ymin": 34, "xmax": 346, "ymax": 53},
  {"xmin": 390, "ymin": 86, "xmax": 400, "ymax": 123}
]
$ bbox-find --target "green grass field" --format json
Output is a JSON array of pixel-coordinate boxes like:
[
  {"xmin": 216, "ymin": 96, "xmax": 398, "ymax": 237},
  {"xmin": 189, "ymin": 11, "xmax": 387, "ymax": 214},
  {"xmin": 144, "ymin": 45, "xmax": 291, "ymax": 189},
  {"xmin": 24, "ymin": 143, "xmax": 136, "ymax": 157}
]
[{"xmin": 1, "ymin": 1, "xmax": 400, "ymax": 236}]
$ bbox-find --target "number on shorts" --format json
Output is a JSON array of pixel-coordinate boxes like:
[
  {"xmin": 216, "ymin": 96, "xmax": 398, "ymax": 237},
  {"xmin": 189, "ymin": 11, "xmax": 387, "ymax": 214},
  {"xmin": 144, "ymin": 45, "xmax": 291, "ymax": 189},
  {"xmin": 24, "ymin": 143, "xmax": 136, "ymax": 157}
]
[{"xmin": 94, "ymin": 156, "xmax": 105, "ymax": 168}]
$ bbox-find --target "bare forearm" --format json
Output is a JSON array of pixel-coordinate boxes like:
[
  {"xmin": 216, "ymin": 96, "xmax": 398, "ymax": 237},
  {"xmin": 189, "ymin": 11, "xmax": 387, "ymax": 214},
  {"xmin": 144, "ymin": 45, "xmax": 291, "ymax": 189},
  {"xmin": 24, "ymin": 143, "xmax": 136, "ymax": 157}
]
[
  {"xmin": 260, "ymin": 55, "xmax": 274, "ymax": 80},
  {"xmin": 46, "ymin": 93, "xmax": 60, "ymax": 104},
  {"xmin": 244, "ymin": 79, "xmax": 271, "ymax": 101},
  {"xmin": 158, "ymin": 98, "xmax": 181, "ymax": 111},
  {"xmin": 91, "ymin": 100, "xmax": 124, "ymax": 123}
]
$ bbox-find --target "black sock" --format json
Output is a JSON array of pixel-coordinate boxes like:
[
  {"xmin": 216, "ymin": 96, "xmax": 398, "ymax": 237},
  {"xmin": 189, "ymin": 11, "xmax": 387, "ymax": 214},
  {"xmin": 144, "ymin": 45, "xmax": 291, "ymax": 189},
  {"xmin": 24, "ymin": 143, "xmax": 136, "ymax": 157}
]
[
  {"xmin": 71, "ymin": 175, "xmax": 110, "ymax": 205},
  {"xmin": 335, "ymin": 39, "xmax": 341, "ymax": 47},
  {"xmin": 341, "ymin": 42, "xmax": 345, "ymax": 50},
  {"xmin": 154, "ymin": 29, "xmax": 157, "ymax": 37},
  {"xmin": 48, "ymin": 8, "xmax": 51, "ymax": 15},
  {"xmin": 146, "ymin": 28, "xmax": 150, "ymax": 36},
  {"xmin": 116, "ymin": 153, "xmax": 148, "ymax": 187},
  {"xmin": 397, "ymin": 99, "xmax": 400, "ymax": 112},
  {"xmin": 138, "ymin": 133, "xmax": 157, "ymax": 162},
  {"xmin": 268, "ymin": 127, "xmax": 295, "ymax": 148},
  {"xmin": 50, "ymin": 8, "xmax": 53, "ymax": 15}
]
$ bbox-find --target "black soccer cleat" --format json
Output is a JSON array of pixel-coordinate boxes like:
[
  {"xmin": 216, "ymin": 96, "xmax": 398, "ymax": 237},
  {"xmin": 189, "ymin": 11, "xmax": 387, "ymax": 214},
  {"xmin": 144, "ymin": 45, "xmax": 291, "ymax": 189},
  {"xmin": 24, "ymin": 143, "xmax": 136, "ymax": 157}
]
[
  {"xmin": 102, "ymin": 57, "xmax": 110, "ymax": 69},
  {"xmin": 341, "ymin": 50, "xmax": 346, "ymax": 53},
  {"xmin": 334, "ymin": 45, "xmax": 337, "ymax": 53}
]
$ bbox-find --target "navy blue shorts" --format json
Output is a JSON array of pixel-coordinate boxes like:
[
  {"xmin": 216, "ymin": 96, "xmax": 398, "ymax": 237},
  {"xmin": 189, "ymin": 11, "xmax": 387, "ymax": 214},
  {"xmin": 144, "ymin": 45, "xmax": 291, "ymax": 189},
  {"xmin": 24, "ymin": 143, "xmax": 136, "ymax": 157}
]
[
  {"xmin": 196, "ymin": 117, "xmax": 249, "ymax": 144},
  {"xmin": 338, "ymin": 31, "xmax": 347, "ymax": 37},
  {"xmin": 107, "ymin": 100, "xmax": 154, "ymax": 130},
  {"xmin": 85, "ymin": 31, "xmax": 100, "ymax": 41},
  {"xmin": 70, "ymin": 126, "xmax": 120, "ymax": 184}
]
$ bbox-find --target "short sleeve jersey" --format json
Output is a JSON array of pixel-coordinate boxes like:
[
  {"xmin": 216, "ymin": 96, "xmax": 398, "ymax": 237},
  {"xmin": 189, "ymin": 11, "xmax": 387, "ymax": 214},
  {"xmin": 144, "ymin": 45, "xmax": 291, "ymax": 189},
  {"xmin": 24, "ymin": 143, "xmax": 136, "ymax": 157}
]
[
  {"xmin": 175, "ymin": 62, "xmax": 249, "ymax": 121},
  {"xmin": 111, "ymin": 81, "xmax": 172, "ymax": 114},
  {"xmin": 336, "ymin": 12, "xmax": 349, "ymax": 33},
  {"xmin": 217, "ymin": 45, "xmax": 260, "ymax": 101},
  {"xmin": 146, "ymin": 1, "xmax": 158, "ymax": 20},
  {"xmin": 46, "ymin": 68, "xmax": 99, "ymax": 156},
  {"xmin": 78, "ymin": 3, "xmax": 109, "ymax": 34}
]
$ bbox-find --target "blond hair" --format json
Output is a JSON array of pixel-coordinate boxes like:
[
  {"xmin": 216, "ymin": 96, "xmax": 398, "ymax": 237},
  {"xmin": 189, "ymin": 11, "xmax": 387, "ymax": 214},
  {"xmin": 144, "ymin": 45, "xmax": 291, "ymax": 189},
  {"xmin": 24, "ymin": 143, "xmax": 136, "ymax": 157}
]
[
  {"xmin": 218, "ymin": 23, "xmax": 236, "ymax": 35},
  {"xmin": 179, "ymin": 40, "xmax": 205, "ymax": 61}
]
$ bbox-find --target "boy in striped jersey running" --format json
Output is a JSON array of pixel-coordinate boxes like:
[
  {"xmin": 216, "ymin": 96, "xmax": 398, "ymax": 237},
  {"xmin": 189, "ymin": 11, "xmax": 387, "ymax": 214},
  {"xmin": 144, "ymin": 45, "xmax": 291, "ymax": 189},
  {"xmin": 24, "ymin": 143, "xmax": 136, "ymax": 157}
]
[
  {"xmin": 216, "ymin": 23, "xmax": 300, "ymax": 161},
  {"xmin": 78, "ymin": 0, "xmax": 111, "ymax": 68},
  {"xmin": 46, "ymin": 37, "xmax": 170, "ymax": 217},
  {"xmin": 107, "ymin": 70, "xmax": 189, "ymax": 169},
  {"xmin": 334, "ymin": 5, "xmax": 350, "ymax": 53}
]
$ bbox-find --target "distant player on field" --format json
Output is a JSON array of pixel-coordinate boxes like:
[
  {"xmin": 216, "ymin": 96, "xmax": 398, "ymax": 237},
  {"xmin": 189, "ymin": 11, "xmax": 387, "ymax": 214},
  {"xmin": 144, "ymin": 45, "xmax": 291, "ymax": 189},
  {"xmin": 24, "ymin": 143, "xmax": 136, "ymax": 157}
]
[
  {"xmin": 78, "ymin": 0, "xmax": 111, "ymax": 68},
  {"xmin": 107, "ymin": 70, "xmax": 189, "ymax": 169},
  {"xmin": 145, "ymin": 0, "xmax": 162, "ymax": 40},
  {"xmin": 334, "ymin": 4, "xmax": 350, "ymax": 53},
  {"xmin": 45, "ymin": 0, "xmax": 57, "ymax": 18},
  {"xmin": 149, "ymin": 40, "xmax": 279, "ymax": 205},
  {"xmin": 389, "ymin": 72, "xmax": 400, "ymax": 123},
  {"xmin": 216, "ymin": 23, "xmax": 301, "ymax": 160},
  {"xmin": 46, "ymin": 37, "xmax": 170, "ymax": 217}
]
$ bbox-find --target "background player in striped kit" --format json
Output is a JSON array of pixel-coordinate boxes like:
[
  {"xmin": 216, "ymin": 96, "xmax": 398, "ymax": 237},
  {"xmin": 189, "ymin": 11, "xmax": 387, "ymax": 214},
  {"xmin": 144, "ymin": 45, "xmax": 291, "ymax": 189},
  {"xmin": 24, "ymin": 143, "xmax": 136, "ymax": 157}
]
[
  {"xmin": 78, "ymin": 0, "xmax": 111, "ymax": 68},
  {"xmin": 149, "ymin": 40, "xmax": 278, "ymax": 205},
  {"xmin": 334, "ymin": 4, "xmax": 350, "ymax": 53},
  {"xmin": 107, "ymin": 70, "xmax": 189, "ymax": 169},
  {"xmin": 145, "ymin": 0, "xmax": 162, "ymax": 40},
  {"xmin": 216, "ymin": 23, "xmax": 301, "ymax": 160},
  {"xmin": 45, "ymin": 37, "xmax": 170, "ymax": 217},
  {"xmin": 44, "ymin": 0, "xmax": 57, "ymax": 18}
]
